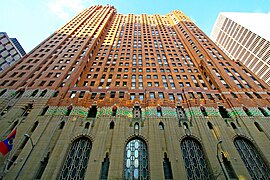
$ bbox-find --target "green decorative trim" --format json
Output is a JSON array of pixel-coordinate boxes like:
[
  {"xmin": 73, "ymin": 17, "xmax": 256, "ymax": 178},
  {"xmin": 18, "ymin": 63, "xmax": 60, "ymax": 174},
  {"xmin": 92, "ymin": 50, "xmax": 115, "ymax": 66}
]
[
  {"xmin": 22, "ymin": 89, "xmax": 36, "ymax": 98},
  {"xmin": 227, "ymin": 107, "xmax": 248, "ymax": 118},
  {"xmin": 0, "ymin": 89, "xmax": 16, "ymax": 98},
  {"xmin": 46, "ymin": 106, "xmax": 67, "ymax": 116},
  {"xmin": 162, "ymin": 107, "xmax": 177, "ymax": 117},
  {"xmin": 263, "ymin": 108, "xmax": 270, "ymax": 116},
  {"xmin": 97, "ymin": 106, "xmax": 132, "ymax": 118},
  {"xmin": 248, "ymin": 107, "xmax": 263, "ymax": 116},
  {"xmin": 70, "ymin": 106, "xmax": 88, "ymax": 117},
  {"xmin": 206, "ymin": 107, "xmax": 220, "ymax": 116},
  {"xmin": 97, "ymin": 106, "xmax": 111, "ymax": 116},
  {"xmin": 144, "ymin": 107, "xmax": 177, "ymax": 118},
  {"xmin": 189, "ymin": 107, "xmax": 203, "ymax": 116}
]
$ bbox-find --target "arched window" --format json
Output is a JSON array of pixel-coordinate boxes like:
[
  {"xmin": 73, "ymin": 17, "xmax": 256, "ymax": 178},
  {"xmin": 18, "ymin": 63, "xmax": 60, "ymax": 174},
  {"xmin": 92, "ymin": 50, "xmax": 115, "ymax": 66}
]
[
  {"xmin": 0, "ymin": 89, "xmax": 7, "ymax": 96},
  {"xmin": 200, "ymin": 106, "xmax": 208, "ymax": 116},
  {"xmin": 84, "ymin": 122, "xmax": 90, "ymax": 129},
  {"xmin": 258, "ymin": 107, "xmax": 269, "ymax": 117},
  {"xmin": 39, "ymin": 90, "xmax": 47, "ymax": 97},
  {"xmin": 243, "ymin": 106, "xmax": 252, "ymax": 116},
  {"xmin": 40, "ymin": 106, "xmax": 49, "ymax": 116},
  {"xmin": 30, "ymin": 121, "xmax": 39, "ymax": 132},
  {"xmin": 157, "ymin": 105, "xmax": 162, "ymax": 117},
  {"xmin": 163, "ymin": 153, "xmax": 173, "ymax": 180},
  {"xmin": 100, "ymin": 153, "xmax": 110, "ymax": 180},
  {"xmin": 207, "ymin": 121, "xmax": 213, "ymax": 130},
  {"xmin": 181, "ymin": 138, "xmax": 211, "ymax": 180},
  {"xmin": 59, "ymin": 137, "xmax": 92, "ymax": 180},
  {"xmin": 53, "ymin": 91, "xmax": 59, "ymax": 97},
  {"xmin": 59, "ymin": 121, "xmax": 65, "ymax": 129},
  {"xmin": 159, "ymin": 122, "xmax": 164, "ymax": 130},
  {"xmin": 254, "ymin": 122, "xmax": 263, "ymax": 132},
  {"xmin": 124, "ymin": 138, "xmax": 148, "ymax": 179},
  {"xmin": 31, "ymin": 90, "xmax": 38, "ymax": 97},
  {"xmin": 231, "ymin": 122, "xmax": 237, "ymax": 129},
  {"xmin": 15, "ymin": 89, "xmax": 24, "ymax": 98},
  {"xmin": 109, "ymin": 121, "xmax": 115, "ymax": 129},
  {"xmin": 183, "ymin": 122, "xmax": 189, "ymax": 130},
  {"xmin": 234, "ymin": 137, "xmax": 270, "ymax": 179},
  {"xmin": 218, "ymin": 106, "xmax": 230, "ymax": 118},
  {"xmin": 134, "ymin": 122, "xmax": 139, "ymax": 130}
]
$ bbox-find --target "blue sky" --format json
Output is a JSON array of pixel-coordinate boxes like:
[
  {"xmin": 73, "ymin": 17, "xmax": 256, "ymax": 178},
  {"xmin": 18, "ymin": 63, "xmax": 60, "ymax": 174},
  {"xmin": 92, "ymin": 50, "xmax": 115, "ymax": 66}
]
[{"xmin": 1, "ymin": 0, "xmax": 270, "ymax": 53}]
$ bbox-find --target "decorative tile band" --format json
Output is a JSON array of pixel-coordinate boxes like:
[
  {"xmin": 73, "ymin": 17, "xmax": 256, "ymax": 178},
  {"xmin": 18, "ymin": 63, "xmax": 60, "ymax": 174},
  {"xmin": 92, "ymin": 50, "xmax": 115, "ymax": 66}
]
[{"xmin": 44, "ymin": 106, "xmax": 270, "ymax": 119}]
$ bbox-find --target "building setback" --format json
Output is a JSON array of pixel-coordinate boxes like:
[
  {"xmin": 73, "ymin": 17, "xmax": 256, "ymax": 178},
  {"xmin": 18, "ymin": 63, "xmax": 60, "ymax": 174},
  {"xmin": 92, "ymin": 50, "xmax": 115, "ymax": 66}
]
[
  {"xmin": 0, "ymin": 5, "xmax": 270, "ymax": 179},
  {"xmin": 211, "ymin": 12, "xmax": 270, "ymax": 85},
  {"xmin": 0, "ymin": 32, "xmax": 26, "ymax": 73}
]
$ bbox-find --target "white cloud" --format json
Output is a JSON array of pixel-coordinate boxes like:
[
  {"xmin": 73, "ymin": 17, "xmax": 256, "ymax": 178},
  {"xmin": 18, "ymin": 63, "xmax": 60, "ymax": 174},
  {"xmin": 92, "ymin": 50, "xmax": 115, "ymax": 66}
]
[{"xmin": 47, "ymin": 0, "xmax": 94, "ymax": 20}]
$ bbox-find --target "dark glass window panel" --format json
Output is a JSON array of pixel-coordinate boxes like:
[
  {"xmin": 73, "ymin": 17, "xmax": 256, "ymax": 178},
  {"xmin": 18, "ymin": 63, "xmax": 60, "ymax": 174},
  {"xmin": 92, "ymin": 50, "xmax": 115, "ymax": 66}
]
[
  {"xmin": 181, "ymin": 138, "xmax": 211, "ymax": 180},
  {"xmin": 234, "ymin": 137, "xmax": 270, "ymax": 179},
  {"xmin": 59, "ymin": 137, "xmax": 91, "ymax": 180}
]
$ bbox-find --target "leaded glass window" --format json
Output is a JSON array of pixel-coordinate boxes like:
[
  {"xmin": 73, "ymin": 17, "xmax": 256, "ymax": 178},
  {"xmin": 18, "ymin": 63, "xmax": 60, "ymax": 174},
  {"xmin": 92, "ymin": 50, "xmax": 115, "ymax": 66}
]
[
  {"xmin": 59, "ymin": 137, "xmax": 91, "ymax": 180},
  {"xmin": 181, "ymin": 138, "xmax": 211, "ymax": 180},
  {"xmin": 124, "ymin": 138, "xmax": 148, "ymax": 180},
  {"xmin": 234, "ymin": 137, "xmax": 270, "ymax": 179}
]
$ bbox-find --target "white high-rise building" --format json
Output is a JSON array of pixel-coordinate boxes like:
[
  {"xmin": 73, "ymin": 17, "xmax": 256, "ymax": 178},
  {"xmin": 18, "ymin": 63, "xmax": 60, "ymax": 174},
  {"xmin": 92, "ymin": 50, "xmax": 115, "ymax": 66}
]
[{"xmin": 211, "ymin": 12, "xmax": 270, "ymax": 85}]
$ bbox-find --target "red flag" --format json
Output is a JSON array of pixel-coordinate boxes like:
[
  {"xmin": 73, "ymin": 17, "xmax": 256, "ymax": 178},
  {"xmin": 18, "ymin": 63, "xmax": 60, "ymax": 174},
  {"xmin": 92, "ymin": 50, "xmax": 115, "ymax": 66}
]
[{"xmin": 0, "ymin": 128, "xmax": 17, "ymax": 156}]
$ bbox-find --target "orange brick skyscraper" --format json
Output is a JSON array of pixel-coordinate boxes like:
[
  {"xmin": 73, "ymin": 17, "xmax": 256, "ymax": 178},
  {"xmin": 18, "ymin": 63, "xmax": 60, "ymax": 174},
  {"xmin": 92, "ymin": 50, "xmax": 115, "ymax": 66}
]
[{"xmin": 0, "ymin": 5, "xmax": 270, "ymax": 180}]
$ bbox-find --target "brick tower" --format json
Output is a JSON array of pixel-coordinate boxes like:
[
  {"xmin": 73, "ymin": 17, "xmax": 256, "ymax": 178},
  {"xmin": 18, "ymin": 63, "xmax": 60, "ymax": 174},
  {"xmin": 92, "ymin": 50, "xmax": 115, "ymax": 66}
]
[{"xmin": 0, "ymin": 5, "xmax": 270, "ymax": 179}]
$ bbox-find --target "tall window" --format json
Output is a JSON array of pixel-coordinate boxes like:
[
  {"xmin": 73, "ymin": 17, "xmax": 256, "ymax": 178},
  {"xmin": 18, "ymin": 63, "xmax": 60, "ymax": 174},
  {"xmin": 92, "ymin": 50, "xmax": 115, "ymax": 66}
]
[
  {"xmin": 181, "ymin": 138, "xmax": 211, "ymax": 180},
  {"xmin": 124, "ymin": 138, "xmax": 148, "ymax": 180},
  {"xmin": 59, "ymin": 137, "xmax": 91, "ymax": 180},
  {"xmin": 100, "ymin": 154, "xmax": 110, "ymax": 180},
  {"xmin": 163, "ymin": 153, "xmax": 173, "ymax": 180},
  {"xmin": 234, "ymin": 137, "xmax": 270, "ymax": 179}
]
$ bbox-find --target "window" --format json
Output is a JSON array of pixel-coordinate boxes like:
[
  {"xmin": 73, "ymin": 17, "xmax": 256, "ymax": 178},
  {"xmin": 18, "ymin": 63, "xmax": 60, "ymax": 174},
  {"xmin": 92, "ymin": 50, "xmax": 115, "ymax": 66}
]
[
  {"xmin": 218, "ymin": 106, "xmax": 230, "ymax": 118},
  {"xmin": 158, "ymin": 92, "xmax": 164, "ymax": 99},
  {"xmin": 58, "ymin": 137, "xmax": 91, "ymax": 180},
  {"xmin": 110, "ymin": 91, "xmax": 115, "ymax": 98},
  {"xmin": 234, "ymin": 137, "xmax": 270, "ymax": 179},
  {"xmin": 124, "ymin": 138, "xmax": 149, "ymax": 179},
  {"xmin": 79, "ymin": 91, "xmax": 85, "ymax": 98},
  {"xmin": 130, "ymin": 93, "xmax": 135, "ymax": 100},
  {"xmin": 119, "ymin": 92, "xmax": 125, "ymax": 98},
  {"xmin": 100, "ymin": 93, "xmax": 105, "ymax": 99},
  {"xmin": 258, "ymin": 107, "xmax": 269, "ymax": 117},
  {"xmin": 139, "ymin": 93, "xmax": 144, "ymax": 100},
  {"xmin": 159, "ymin": 122, "xmax": 164, "ymax": 130},
  {"xmin": 150, "ymin": 92, "xmax": 155, "ymax": 99},
  {"xmin": 181, "ymin": 138, "xmax": 211, "ymax": 180},
  {"xmin": 163, "ymin": 153, "xmax": 173, "ymax": 180},
  {"xmin": 70, "ymin": 91, "xmax": 76, "ymax": 98},
  {"xmin": 91, "ymin": 93, "xmax": 96, "ymax": 99},
  {"xmin": 100, "ymin": 154, "xmax": 110, "ymax": 180}
]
